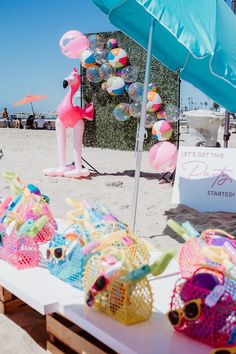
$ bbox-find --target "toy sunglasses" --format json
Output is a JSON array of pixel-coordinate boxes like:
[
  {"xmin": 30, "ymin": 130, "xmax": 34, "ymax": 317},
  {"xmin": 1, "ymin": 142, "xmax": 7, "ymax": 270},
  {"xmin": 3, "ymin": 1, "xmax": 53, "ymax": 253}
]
[
  {"xmin": 167, "ymin": 298, "xmax": 203, "ymax": 327},
  {"xmin": 85, "ymin": 275, "xmax": 110, "ymax": 307},
  {"xmin": 211, "ymin": 346, "xmax": 236, "ymax": 354},
  {"xmin": 46, "ymin": 245, "xmax": 67, "ymax": 261},
  {"xmin": 85, "ymin": 259, "xmax": 123, "ymax": 307}
]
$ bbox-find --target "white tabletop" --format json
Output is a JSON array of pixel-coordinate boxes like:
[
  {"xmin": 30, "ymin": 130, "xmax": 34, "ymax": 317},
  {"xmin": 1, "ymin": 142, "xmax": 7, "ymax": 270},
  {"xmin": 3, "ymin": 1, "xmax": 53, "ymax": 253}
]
[
  {"xmin": 58, "ymin": 274, "xmax": 210, "ymax": 354},
  {"xmin": 0, "ymin": 215, "xmax": 211, "ymax": 353},
  {"xmin": 0, "ymin": 259, "xmax": 80, "ymax": 314}
]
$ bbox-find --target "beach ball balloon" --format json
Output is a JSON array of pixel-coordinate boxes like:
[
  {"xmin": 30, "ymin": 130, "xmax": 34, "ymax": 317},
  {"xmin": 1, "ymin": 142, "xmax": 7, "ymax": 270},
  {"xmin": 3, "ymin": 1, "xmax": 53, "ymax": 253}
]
[
  {"xmin": 152, "ymin": 119, "xmax": 173, "ymax": 141},
  {"xmin": 94, "ymin": 49, "xmax": 109, "ymax": 64},
  {"xmin": 106, "ymin": 76, "xmax": 125, "ymax": 96},
  {"xmin": 157, "ymin": 110, "xmax": 167, "ymax": 120},
  {"xmin": 99, "ymin": 63, "xmax": 114, "ymax": 80},
  {"xmin": 59, "ymin": 30, "xmax": 89, "ymax": 59},
  {"xmin": 113, "ymin": 103, "xmax": 131, "ymax": 122},
  {"xmin": 86, "ymin": 65, "xmax": 102, "ymax": 83},
  {"xmin": 129, "ymin": 101, "xmax": 142, "ymax": 118},
  {"xmin": 149, "ymin": 142, "xmax": 178, "ymax": 173},
  {"xmin": 146, "ymin": 91, "xmax": 162, "ymax": 112},
  {"xmin": 121, "ymin": 66, "xmax": 138, "ymax": 83},
  {"xmin": 88, "ymin": 34, "xmax": 105, "ymax": 51},
  {"xmin": 108, "ymin": 48, "xmax": 128, "ymax": 68},
  {"xmin": 128, "ymin": 82, "xmax": 144, "ymax": 101},
  {"xmin": 107, "ymin": 38, "xmax": 118, "ymax": 49},
  {"xmin": 79, "ymin": 49, "xmax": 96, "ymax": 68},
  {"xmin": 148, "ymin": 82, "xmax": 158, "ymax": 92},
  {"xmin": 145, "ymin": 112, "xmax": 157, "ymax": 128}
]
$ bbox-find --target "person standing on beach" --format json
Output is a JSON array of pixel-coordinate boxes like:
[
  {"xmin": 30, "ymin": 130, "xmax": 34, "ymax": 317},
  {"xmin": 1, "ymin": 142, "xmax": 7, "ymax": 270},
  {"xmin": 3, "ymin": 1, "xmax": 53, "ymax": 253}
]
[{"xmin": 2, "ymin": 107, "xmax": 10, "ymax": 128}]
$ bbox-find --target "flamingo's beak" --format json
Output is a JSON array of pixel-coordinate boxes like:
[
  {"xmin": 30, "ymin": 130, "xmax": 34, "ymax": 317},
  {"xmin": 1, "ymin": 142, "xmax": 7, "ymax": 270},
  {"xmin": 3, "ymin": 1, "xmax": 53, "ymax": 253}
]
[{"xmin": 63, "ymin": 80, "xmax": 68, "ymax": 89}]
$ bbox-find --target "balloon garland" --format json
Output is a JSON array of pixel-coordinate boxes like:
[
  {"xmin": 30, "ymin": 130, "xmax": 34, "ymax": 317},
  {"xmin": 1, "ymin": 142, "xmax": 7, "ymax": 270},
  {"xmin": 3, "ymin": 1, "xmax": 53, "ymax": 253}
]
[{"xmin": 59, "ymin": 31, "xmax": 179, "ymax": 174}]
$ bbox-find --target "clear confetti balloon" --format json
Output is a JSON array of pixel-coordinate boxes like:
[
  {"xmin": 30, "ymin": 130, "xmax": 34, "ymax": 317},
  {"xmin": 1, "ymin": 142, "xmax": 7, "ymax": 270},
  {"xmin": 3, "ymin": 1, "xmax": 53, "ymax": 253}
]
[
  {"xmin": 129, "ymin": 101, "xmax": 142, "ymax": 118},
  {"xmin": 99, "ymin": 62, "xmax": 114, "ymax": 80},
  {"xmin": 94, "ymin": 49, "xmax": 109, "ymax": 64},
  {"xmin": 121, "ymin": 66, "xmax": 138, "ymax": 83},
  {"xmin": 88, "ymin": 34, "xmax": 105, "ymax": 52},
  {"xmin": 145, "ymin": 112, "xmax": 157, "ymax": 128},
  {"xmin": 86, "ymin": 65, "xmax": 102, "ymax": 83},
  {"xmin": 128, "ymin": 82, "xmax": 144, "ymax": 101},
  {"xmin": 113, "ymin": 103, "xmax": 131, "ymax": 122},
  {"xmin": 165, "ymin": 104, "xmax": 180, "ymax": 122}
]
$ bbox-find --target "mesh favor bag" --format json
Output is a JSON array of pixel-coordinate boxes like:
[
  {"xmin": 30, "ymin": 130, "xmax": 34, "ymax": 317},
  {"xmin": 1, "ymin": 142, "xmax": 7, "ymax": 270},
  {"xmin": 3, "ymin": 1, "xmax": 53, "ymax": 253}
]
[
  {"xmin": 169, "ymin": 268, "xmax": 236, "ymax": 348},
  {"xmin": 0, "ymin": 229, "xmax": 39, "ymax": 269},
  {"xmin": 83, "ymin": 250, "xmax": 153, "ymax": 325}
]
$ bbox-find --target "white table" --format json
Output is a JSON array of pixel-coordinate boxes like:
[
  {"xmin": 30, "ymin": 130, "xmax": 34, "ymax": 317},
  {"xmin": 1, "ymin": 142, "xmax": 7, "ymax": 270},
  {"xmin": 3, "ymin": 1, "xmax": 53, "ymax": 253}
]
[
  {"xmin": 0, "ymin": 242, "xmax": 210, "ymax": 353},
  {"xmin": 0, "ymin": 259, "xmax": 79, "ymax": 314},
  {"xmin": 59, "ymin": 274, "xmax": 210, "ymax": 354}
]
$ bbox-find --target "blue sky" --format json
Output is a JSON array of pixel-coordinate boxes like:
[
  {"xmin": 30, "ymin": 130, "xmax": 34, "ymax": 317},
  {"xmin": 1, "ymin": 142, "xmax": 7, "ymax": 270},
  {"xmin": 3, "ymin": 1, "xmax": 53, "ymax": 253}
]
[
  {"xmin": 0, "ymin": 0, "xmax": 116, "ymax": 113},
  {"xmin": 0, "ymin": 0, "xmax": 217, "ymax": 114}
]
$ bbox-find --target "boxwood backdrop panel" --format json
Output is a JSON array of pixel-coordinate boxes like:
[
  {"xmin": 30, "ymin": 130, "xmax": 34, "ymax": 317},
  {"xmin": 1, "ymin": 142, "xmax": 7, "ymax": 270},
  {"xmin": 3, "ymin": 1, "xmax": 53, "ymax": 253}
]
[{"xmin": 82, "ymin": 31, "xmax": 179, "ymax": 151}]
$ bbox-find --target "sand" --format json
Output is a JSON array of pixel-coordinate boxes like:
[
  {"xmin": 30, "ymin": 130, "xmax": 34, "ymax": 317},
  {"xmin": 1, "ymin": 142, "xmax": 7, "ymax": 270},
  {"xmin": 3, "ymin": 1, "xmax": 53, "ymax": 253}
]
[{"xmin": 1, "ymin": 125, "xmax": 236, "ymax": 351}]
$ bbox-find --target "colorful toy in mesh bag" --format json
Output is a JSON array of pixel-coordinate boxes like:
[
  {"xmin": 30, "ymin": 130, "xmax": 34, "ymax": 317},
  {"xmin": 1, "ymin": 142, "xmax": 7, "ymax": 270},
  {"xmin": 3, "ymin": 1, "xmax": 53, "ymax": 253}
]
[
  {"xmin": 0, "ymin": 219, "xmax": 40, "ymax": 269},
  {"xmin": 66, "ymin": 198, "xmax": 149, "ymax": 267},
  {"xmin": 0, "ymin": 173, "xmax": 56, "ymax": 243},
  {"xmin": 83, "ymin": 248, "xmax": 176, "ymax": 325},
  {"xmin": 167, "ymin": 220, "xmax": 236, "ymax": 302},
  {"xmin": 167, "ymin": 219, "xmax": 236, "ymax": 277},
  {"xmin": 167, "ymin": 267, "xmax": 236, "ymax": 348},
  {"xmin": 66, "ymin": 198, "xmax": 129, "ymax": 239},
  {"xmin": 46, "ymin": 224, "xmax": 143, "ymax": 290}
]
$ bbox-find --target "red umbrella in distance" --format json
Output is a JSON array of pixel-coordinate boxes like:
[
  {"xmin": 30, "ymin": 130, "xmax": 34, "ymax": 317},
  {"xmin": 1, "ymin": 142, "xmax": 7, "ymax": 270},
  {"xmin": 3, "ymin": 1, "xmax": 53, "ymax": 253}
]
[{"xmin": 14, "ymin": 95, "xmax": 48, "ymax": 114}]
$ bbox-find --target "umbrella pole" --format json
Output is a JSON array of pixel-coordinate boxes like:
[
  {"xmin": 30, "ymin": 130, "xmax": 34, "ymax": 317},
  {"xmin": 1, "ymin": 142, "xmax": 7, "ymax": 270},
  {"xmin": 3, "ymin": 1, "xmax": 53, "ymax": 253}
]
[
  {"xmin": 224, "ymin": 111, "xmax": 231, "ymax": 148},
  {"xmin": 131, "ymin": 17, "xmax": 155, "ymax": 232},
  {"xmin": 224, "ymin": 0, "xmax": 236, "ymax": 148},
  {"xmin": 30, "ymin": 102, "xmax": 35, "ymax": 115}
]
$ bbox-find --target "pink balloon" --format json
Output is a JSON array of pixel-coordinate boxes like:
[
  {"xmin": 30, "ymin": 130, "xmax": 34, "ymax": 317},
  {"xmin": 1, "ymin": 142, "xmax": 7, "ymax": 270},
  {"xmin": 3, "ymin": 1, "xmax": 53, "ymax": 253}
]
[
  {"xmin": 149, "ymin": 141, "xmax": 178, "ymax": 173},
  {"xmin": 59, "ymin": 30, "xmax": 89, "ymax": 59}
]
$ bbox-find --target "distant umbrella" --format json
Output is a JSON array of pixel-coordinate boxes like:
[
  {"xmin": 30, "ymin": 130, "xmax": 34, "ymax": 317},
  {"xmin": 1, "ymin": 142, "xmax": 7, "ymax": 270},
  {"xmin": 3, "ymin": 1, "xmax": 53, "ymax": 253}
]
[{"xmin": 14, "ymin": 95, "xmax": 48, "ymax": 114}]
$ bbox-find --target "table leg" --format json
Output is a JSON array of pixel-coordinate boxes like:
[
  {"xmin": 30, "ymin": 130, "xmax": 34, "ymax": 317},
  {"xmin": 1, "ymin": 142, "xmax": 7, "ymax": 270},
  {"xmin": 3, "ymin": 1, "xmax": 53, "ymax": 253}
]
[
  {"xmin": 46, "ymin": 313, "xmax": 116, "ymax": 354},
  {"xmin": 0, "ymin": 286, "xmax": 24, "ymax": 313}
]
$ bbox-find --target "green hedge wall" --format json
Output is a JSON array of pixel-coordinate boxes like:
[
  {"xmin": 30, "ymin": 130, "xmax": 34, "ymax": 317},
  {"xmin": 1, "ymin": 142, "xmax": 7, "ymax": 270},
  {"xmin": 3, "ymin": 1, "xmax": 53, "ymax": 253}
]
[{"xmin": 82, "ymin": 31, "xmax": 179, "ymax": 151}]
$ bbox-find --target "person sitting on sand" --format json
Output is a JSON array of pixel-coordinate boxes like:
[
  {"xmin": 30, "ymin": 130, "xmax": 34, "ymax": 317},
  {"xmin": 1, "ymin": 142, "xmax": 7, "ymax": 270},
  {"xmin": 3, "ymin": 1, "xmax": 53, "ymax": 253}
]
[
  {"xmin": 36, "ymin": 115, "xmax": 46, "ymax": 129},
  {"xmin": 25, "ymin": 114, "xmax": 36, "ymax": 129},
  {"xmin": 2, "ymin": 108, "xmax": 10, "ymax": 128}
]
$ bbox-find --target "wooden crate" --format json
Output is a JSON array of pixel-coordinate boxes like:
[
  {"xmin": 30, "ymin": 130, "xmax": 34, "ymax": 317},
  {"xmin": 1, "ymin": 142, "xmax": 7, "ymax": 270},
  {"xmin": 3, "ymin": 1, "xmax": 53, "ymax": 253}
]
[
  {"xmin": 46, "ymin": 313, "xmax": 117, "ymax": 354},
  {"xmin": 0, "ymin": 286, "xmax": 25, "ymax": 314}
]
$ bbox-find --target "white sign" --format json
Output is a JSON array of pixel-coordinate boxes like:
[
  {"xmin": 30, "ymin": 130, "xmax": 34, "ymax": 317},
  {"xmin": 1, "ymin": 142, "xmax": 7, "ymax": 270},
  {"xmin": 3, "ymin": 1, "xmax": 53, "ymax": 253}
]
[{"xmin": 172, "ymin": 147, "xmax": 236, "ymax": 212}]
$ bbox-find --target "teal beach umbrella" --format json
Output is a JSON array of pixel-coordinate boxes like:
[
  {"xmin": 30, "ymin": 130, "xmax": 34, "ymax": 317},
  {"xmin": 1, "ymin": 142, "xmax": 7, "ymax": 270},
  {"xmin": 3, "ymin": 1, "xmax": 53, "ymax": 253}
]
[{"xmin": 91, "ymin": 0, "xmax": 236, "ymax": 230}]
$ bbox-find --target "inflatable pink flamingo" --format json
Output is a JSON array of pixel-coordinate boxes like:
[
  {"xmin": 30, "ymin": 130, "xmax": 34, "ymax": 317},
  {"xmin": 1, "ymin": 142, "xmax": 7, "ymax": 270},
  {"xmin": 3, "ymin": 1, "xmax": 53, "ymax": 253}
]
[{"xmin": 43, "ymin": 67, "xmax": 94, "ymax": 178}]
